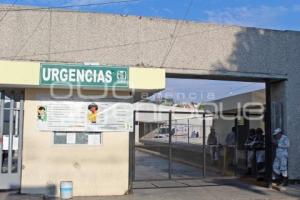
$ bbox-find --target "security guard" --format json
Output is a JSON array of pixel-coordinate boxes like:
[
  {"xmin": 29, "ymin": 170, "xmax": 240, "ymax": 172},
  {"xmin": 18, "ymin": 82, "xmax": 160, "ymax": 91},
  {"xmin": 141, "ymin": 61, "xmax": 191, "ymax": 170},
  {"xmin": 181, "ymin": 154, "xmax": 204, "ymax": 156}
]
[{"xmin": 272, "ymin": 128, "xmax": 290, "ymax": 186}]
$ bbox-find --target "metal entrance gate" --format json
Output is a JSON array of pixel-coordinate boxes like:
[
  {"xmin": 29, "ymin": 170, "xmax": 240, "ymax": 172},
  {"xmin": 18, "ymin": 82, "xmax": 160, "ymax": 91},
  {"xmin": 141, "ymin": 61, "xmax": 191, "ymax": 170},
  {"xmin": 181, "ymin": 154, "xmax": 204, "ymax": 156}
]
[
  {"xmin": 130, "ymin": 110, "xmax": 268, "ymax": 186},
  {"xmin": 0, "ymin": 90, "xmax": 24, "ymax": 190}
]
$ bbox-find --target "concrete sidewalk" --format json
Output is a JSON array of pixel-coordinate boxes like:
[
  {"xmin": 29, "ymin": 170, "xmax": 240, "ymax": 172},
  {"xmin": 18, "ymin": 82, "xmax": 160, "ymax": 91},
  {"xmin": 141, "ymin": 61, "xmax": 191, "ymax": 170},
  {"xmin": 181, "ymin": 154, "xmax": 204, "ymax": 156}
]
[
  {"xmin": 1, "ymin": 179, "xmax": 299, "ymax": 200},
  {"xmin": 282, "ymin": 184, "xmax": 300, "ymax": 198}
]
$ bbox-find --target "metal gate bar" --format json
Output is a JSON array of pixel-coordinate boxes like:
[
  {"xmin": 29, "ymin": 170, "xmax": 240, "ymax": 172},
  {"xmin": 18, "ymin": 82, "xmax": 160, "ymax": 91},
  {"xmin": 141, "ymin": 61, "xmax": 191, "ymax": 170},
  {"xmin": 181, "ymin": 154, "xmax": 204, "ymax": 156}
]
[
  {"xmin": 132, "ymin": 110, "xmax": 136, "ymax": 181},
  {"xmin": 132, "ymin": 110, "xmax": 267, "ymax": 183},
  {"xmin": 0, "ymin": 91, "xmax": 4, "ymax": 173},
  {"xmin": 202, "ymin": 113, "xmax": 206, "ymax": 177},
  {"xmin": 265, "ymin": 82, "xmax": 273, "ymax": 187},
  {"xmin": 17, "ymin": 94, "xmax": 24, "ymax": 178},
  {"xmin": 234, "ymin": 114, "xmax": 238, "ymax": 176},
  {"xmin": 133, "ymin": 110, "xmax": 210, "ymax": 182},
  {"xmin": 168, "ymin": 111, "xmax": 172, "ymax": 179},
  {"xmin": 8, "ymin": 98, "xmax": 14, "ymax": 173}
]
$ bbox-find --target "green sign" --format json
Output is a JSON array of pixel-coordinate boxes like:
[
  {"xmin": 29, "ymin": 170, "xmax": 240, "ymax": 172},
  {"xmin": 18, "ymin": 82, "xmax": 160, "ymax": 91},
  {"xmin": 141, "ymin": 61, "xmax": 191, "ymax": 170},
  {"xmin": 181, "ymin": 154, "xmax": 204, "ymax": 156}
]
[{"xmin": 40, "ymin": 63, "xmax": 129, "ymax": 88}]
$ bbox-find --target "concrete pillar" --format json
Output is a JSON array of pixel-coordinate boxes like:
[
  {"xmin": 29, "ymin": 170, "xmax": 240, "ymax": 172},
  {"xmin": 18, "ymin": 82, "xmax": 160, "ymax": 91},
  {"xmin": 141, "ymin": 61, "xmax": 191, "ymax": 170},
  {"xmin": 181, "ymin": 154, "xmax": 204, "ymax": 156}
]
[{"xmin": 270, "ymin": 79, "xmax": 300, "ymax": 180}]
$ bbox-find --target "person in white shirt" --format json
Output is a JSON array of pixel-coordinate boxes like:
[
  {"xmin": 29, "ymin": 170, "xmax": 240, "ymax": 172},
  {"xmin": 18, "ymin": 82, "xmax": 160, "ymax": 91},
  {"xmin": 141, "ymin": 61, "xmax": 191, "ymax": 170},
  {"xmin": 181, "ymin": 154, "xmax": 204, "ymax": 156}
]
[{"xmin": 272, "ymin": 128, "xmax": 290, "ymax": 186}]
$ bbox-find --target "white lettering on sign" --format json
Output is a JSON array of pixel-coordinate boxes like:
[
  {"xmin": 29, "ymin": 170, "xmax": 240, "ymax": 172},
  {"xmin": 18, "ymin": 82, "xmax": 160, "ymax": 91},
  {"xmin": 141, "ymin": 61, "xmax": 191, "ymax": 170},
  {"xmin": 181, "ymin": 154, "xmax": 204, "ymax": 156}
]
[
  {"xmin": 42, "ymin": 67, "xmax": 115, "ymax": 84},
  {"xmin": 97, "ymin": 70, "xmax": 104, "ymax": 83},
  {"xmin": 52, "ymin": 68, "xmax": 59, "ymax": 82},
  {"xmin": 42, "ymin": 68, "xmax": 51, "ymax": 81},
  {"xmin": 60, "ymin": 68, "xmax": 68, "ymax": 82},
  {"xmin": 77, "ymin": 69, "xmax": 85, "ymax": 82},
  {"xmin": 105, "ymin": 71, "xmax": 112, "ymax": 83},
  {"xmin": 85, "ymin": 70, "xmax": 93, "ymax": 82},
  {"xmin": 69, "ymin": 69, "xmax": 76, "ymax": 82},
  {"xmin": 40, "ymin": 64, "xmax": 129, "ymax": 88}
]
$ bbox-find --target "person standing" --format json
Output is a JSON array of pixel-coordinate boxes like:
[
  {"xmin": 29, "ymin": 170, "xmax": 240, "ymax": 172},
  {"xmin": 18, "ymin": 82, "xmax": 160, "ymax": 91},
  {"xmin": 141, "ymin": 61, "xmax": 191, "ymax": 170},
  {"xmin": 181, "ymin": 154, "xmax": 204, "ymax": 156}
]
[
  {"xmin": 254, "ymin": 128, "xmax": 265, "ymax": 181},
  {"xmin": 225, "ymin": 127, "xmax": 236, "ymax": 167},
  {"xmin": 244, "ymin": 129, "xmax": 256, "ymax": 175},
  {"xmin": 208, "ymin": 128, "xmax": 219, "ymax": 162},
  {"xmin": 226, "ymin": 127, "xmax": 236, "ymax": 146},
  {"xmin": 272, "ymin": 128, "xmax": 290, "ymax": 186},
  {"xmin": 191, "ymin": 130, "xmax": 196, "ymax": 138}
]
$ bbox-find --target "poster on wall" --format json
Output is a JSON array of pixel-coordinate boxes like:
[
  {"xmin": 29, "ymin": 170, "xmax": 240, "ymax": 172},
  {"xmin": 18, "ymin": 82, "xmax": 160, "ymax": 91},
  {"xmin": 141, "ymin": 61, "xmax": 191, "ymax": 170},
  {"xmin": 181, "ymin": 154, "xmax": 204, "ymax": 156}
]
[{"xmin": 37, "ymin": 101, "xmax": 133, "ymax": 132}]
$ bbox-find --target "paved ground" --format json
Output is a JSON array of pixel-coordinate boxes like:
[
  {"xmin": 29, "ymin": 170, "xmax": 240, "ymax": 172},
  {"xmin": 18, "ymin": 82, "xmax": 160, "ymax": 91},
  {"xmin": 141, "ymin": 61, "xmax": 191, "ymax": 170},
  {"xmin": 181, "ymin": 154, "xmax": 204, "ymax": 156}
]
[
  {"xmin": 134, "ymin": 148, "xmax": 222, "ymax": 181},
  {"xmin": 1, "ymin": 180, "xmax": 299, "ymax": 200},
  {"xmin": 135, "ymin": 149, "xmax": 203, "ymax": 180},
  {"xmin": 1, "ymin": 149, "xmax": 299, "ymax": 199}
]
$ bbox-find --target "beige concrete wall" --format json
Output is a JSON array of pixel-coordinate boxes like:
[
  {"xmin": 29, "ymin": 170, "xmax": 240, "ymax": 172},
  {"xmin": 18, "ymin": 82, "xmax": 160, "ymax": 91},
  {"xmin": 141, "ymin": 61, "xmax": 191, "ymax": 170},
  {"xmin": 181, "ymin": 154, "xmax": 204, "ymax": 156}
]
[
  {"xmin": 129, "ymin": 67, "xmax": 165, "ymax": 90},
  {"xmin": 210, "ymin": 89, "xmax": 266, "ymax": 111},
  {"xmin": 0, "ymin": 6, "xmax": 292, "ymax": 80},
  {"xmin": 0, "ymin": 60, "xmax": 40, "ymax": 86},
  {"xmin": 21, "ymin": 88, "xmax": 129, "ymax": 197}
]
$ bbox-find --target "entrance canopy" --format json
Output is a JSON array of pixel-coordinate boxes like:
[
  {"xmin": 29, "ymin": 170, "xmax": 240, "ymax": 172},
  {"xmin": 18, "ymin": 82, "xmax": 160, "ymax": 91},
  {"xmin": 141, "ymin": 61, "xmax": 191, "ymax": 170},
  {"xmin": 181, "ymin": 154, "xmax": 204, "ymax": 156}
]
[{"xmin": 0, "ymin": 60, "xmax": 166, "ymax": 98}]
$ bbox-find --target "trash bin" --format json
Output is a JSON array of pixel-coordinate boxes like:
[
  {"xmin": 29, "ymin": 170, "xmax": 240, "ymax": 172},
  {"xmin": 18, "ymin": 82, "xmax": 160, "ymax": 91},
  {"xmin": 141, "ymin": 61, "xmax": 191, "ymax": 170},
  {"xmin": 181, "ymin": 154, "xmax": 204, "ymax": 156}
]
[{"xmin": 60, "ymin": 181, "xmax": 73, "ymax": 199}]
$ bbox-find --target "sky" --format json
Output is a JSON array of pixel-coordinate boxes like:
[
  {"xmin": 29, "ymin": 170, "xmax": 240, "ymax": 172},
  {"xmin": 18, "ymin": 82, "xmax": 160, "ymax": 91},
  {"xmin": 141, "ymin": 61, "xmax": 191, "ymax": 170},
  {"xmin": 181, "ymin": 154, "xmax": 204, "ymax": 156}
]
[
  {"xmin": 1, "ymin": 0, "xmax": 300, "ymax": 31},
  {"xmin": 2, "ymin": 0, "xmax": 290, "ymax": 102}
]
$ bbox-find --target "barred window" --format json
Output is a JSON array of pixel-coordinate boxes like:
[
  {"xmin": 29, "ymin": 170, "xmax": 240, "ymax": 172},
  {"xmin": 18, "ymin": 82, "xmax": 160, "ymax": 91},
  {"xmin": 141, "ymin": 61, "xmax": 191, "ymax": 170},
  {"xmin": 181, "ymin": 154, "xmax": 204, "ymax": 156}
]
[{"xmin": 54, "ymin": 132, "xmax": 101, "ymax": 145}]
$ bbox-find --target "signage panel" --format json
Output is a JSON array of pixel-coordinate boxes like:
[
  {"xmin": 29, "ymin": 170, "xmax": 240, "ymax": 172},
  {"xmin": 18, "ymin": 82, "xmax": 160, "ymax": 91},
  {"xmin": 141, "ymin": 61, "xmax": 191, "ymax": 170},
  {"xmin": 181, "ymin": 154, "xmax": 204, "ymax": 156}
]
[
  {"xmin": 37, "ymin": 101, "xmax": 133, "ymax": 132},
  {"xmin": 40, "ymin": 63, "xmax": 129, "ymax": 88}
]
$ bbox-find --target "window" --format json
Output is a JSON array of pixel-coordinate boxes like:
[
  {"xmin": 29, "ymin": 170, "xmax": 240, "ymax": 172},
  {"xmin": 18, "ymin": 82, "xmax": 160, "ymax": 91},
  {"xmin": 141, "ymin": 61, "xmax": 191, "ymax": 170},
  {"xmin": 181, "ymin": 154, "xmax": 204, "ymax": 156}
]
[{"xmin": 53, "ymin": 132, "xmax": 102, "ymax": 145}]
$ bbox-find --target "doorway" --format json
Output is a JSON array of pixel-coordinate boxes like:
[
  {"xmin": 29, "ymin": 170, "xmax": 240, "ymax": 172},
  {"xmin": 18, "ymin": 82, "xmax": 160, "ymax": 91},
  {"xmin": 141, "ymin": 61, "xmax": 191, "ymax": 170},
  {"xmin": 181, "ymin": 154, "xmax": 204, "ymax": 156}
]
[
  {"xmin": 0, "ymin": 89, "xmax": 24, "ymax": 190},
  {"xmin": 131, "ymin": 109, "xmax": 266, "ymax": 189},
  {"xmin": 129, "ymin": 77, "xmax": 281, "ymax": 190}
]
